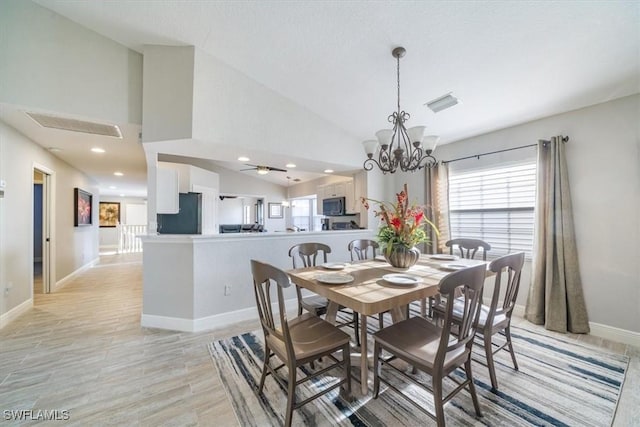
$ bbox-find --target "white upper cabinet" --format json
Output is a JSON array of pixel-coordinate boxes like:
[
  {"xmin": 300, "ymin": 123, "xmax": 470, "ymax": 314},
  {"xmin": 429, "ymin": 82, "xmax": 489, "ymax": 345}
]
[{"xmin": 157, "ymin": 167, "xmax": 179, "ymax": 214}]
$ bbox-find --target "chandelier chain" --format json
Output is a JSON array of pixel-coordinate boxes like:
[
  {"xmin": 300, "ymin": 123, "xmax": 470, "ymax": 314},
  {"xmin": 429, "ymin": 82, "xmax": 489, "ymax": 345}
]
[{"xmin": 397, "ymin": 53, "xmax": 401, "ymax": 114}]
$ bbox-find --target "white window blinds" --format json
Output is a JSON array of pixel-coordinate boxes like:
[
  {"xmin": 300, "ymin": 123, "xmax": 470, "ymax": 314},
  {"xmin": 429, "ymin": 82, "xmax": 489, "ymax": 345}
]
[{"xmin": 448, "ymin": 162, "xmax": 536, "ymax": 258}]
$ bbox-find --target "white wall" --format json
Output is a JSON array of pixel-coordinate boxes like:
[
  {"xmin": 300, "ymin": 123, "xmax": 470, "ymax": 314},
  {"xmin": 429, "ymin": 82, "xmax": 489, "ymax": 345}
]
[
  {"xmin": 190, "ymin": 48, "xmax": 361, "ymax": 165},
  {"xmin": 0, "ymin": 0, "xmax": 142, "ymax": 126},
  {"xmin": 141, "ymin": 46, "xmax": 194, "ymax": 142},
  {"xmin": 396, "ymin": 95, "xmax": 639, "ymax": 333},
  {"xmin": 218, "ymin": 198, "xmax": 244, "ymax": 224},
  {"xmin": 0, "ymin": 121, "xmax": 100, "ymax": 319}
]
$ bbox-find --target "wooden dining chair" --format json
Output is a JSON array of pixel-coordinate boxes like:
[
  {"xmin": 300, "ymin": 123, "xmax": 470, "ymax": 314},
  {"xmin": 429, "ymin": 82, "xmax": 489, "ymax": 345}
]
[
  {"xmin": 433, "ymin": 251, "xmax": 525, "ymax": 390},
  {"xmin": 445, "ymin": 238, "xmax": 491, "ymax": 260},
  {"xmin": 372, "ymin": 263, "xmax": 486, "ymax": 426},
  {"xmin": 423, "ymin": 238, "xmax": 491, "ymax": 318},
  {"xmin": 288, "ymin": 242, "xmax": 360, "ymax": 346},
  {"xmin": 250, "ymin": 260, "xmax": 351, "ymax": 427},
  {"xmin": 347, "ymin": 239, "xmax": 379, "ymax": 261}
]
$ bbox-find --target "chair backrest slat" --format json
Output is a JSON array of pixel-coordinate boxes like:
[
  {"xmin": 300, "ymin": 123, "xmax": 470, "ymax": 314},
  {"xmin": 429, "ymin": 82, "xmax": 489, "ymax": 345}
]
[
  {"xmin": 348, "ymin": 239, "xmax": 379, "ymax": 261},
  {"xmin": 436, "ymin": 263, "xmax": 486, "ymax": 360},
  {"xmin": 487, "ymin": 252, "xmax": 525, "ymax": 321},
  {"xmin": 251, "ymin": 259, "xmax": 294, "ymax": 356},
  {"xmin": 446, "ymin": 238, "xmax": 491, "ymax": 261},
  {"xmin": 288, "ymin": 243, "xmax": 331, "ymax": 268}
]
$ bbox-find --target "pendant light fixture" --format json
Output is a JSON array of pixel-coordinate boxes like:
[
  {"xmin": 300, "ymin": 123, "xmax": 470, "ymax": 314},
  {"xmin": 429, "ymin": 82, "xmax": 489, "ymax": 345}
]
[{"xmin": 363, "ymin": 47, "xmax": 439, "ymax": 173}]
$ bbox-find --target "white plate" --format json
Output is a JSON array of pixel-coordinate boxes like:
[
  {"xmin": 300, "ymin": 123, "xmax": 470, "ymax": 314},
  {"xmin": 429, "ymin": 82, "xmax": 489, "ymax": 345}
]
[
  {"xmin": 321, "ymin": 262, "xmax": 347, "ymax": 270},
  {"xmin": 382, "ymin": 274, "xmax": 421, "ymax": 286},
  {"xmin": 430, "ymin": 254, "xmax": 458, "ymax": 261},
  {"xmin": 441, "ymin": 263, "xmax": 469, "ymax": 271},
  {"xmin": 316, "ymin": 273, "xmax": 354, "ymax": 284}
]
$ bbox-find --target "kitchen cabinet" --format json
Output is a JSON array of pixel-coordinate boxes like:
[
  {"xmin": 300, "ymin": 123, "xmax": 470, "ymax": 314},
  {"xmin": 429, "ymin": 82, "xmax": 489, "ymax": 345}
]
[
  {"xmin": 157, "ymin": 167, "xmax": 179, "ymax": 214},
  {"xmin": 316, "ymin": 179, "xmax": 356, "ymax": 215}
]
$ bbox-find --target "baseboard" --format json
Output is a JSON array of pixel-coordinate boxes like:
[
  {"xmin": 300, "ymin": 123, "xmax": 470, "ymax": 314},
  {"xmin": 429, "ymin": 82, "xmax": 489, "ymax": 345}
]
[
  {"xmin": 141, "ymin": 297, "xmax": 299, "ymax": 332},
  {"xmin": 588, "ymin": 322, "xmax": 640, "ymax": 348},
  {"xmin": 512, "ymin": 303, "xmax": 640, "ymax": 347},
  {"xmin": 52, "ymin": 257, "xmax": 100, "ymax": 292},
  {"xmin": 0, "ymin": 298, "xmax": 33, "ymax": 329}
]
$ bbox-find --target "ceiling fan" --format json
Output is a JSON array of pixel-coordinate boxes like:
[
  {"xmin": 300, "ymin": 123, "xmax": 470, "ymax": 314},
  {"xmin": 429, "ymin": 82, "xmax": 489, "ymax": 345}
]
[{"xmin": 240, "ymin": 164, "xmax": 287, "ymax": 175}]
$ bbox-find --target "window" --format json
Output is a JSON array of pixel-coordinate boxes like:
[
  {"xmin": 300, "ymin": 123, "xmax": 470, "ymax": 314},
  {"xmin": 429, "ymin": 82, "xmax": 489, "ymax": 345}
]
[
  {"xmin": 448, "ymin": 162, "xmax": 536, "ymax": 258},
  {"xmin": 243, "ymin": 205, "xmax": 251, "ymax": 224},
  {"xmin": 290, "ymin": 197, "xmax": 322, "ymax": 231}
]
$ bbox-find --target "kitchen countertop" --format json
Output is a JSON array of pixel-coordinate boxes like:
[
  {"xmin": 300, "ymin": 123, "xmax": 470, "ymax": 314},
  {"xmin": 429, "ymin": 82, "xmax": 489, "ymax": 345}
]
[{"xmin": 140, "ymin": 229, "xmax": 374, "ymax": 242}]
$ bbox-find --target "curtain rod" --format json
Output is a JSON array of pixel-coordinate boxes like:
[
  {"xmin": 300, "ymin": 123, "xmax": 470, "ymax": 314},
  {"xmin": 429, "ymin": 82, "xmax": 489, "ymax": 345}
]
[{"xmin": 441, "ymin": 136, "xmax": 569, "ymax": 165}]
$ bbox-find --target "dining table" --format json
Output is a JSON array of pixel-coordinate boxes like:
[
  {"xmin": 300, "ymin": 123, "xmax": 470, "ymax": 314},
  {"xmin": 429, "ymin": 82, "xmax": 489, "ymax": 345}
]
[{"xmin": 287, "ymin": 253, "xmax": 490, "ymax": 395}]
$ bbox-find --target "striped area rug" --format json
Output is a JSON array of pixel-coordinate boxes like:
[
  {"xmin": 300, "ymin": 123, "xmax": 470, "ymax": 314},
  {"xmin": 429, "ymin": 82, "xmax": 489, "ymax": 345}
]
[{"xmin": 208, "ymin": 319, "xmax": 628, "ymax": 426}]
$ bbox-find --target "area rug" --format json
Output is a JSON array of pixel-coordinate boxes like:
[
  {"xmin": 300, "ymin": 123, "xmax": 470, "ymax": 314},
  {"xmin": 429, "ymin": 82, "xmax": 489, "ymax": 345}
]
[{"xmin": 208, "ymin": 320, "xmax": 628, "ymax": 426}]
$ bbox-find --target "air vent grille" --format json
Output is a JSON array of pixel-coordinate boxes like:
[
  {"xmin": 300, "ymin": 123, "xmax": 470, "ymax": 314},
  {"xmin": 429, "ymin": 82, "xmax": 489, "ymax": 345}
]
[
  {"xmin": 26, "ymin": 112, "xmax": 122, "ymax": 138},
  {"xmin": 425, "ymin": 93, "xmax": 459, "ymax": 113}
]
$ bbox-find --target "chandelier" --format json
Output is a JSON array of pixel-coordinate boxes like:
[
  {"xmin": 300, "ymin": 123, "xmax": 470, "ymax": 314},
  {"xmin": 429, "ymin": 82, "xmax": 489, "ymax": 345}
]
[{"xmin": 363, "ymin": 47, "xmax": 439, "ymax": 173}]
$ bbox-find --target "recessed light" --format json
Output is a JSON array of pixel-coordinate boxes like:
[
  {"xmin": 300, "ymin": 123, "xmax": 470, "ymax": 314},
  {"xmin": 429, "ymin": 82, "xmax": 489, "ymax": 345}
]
[
  {"xmin": 114, "ymin": 171, "xmax": 124, "ymax": 176},
  {"xmin": 324, "ymin": 169, "xmax": 334, "ymax": 173},
  {"xmin": 238, "ymin": 156, "xmax": 250, "ymax": 162},
  {"xmin": 109, "ymin": 186, "xmax": 117, "ymax": 189},
  {"xmin": 91, "ymin": 147, "xmax": 105, "ymax": 153},
  {"xmin": 286, "ymin": 163, "xmax": 296, "ymax": 168}
]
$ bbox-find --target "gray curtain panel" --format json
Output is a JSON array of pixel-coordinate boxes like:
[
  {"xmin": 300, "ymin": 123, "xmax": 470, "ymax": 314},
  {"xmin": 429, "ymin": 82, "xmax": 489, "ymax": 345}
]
[
  {"xmin": 424, "ymin": 163, "xmax": 451, "ymax": 254},
  {"xmin": 525, "ymin": 136, "xmax": 590, "ymax": 333}
]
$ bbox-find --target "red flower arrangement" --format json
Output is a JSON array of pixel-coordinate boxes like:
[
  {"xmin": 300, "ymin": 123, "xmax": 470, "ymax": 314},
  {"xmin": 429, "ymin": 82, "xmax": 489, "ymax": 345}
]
[{"xmin": 361, "ymin": 183, "xmax": 438, "ymax": 255}]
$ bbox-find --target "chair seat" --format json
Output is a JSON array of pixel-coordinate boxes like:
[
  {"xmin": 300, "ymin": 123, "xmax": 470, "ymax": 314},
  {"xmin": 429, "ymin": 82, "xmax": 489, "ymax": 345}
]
[
  {"xmin": 301, "ymin": 295, "xmax": 329, "ymax": 316},
  {"xmin": 268, "ymin": 313, "xmax": 351, "ymax": 361},
  {"xmin": 435, "ymin": 298, "xmax": 508, "ymax": 329},
  {"xmin": 373, "ymin": 316, "xmax": 467, "ymax": 372}
]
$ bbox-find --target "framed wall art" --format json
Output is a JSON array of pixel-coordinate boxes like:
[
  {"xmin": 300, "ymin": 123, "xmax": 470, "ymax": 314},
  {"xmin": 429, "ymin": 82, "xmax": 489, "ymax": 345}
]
[
  {"xmin": 99, "ymin": 202, "xmax": 121, "ymax": 227},
  {"xmin": 268, "ymin": 202, "xmax": 283, "ymax": 219},
  {"xmin": 74, "ymin": 188, "xmax": 93, "ymax": 226}
]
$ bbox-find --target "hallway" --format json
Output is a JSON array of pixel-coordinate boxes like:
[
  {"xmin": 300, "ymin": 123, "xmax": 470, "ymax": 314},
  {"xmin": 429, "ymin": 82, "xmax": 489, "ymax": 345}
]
[{"xmin": 0, "ymin": 253, "xmax": 249, "ymax": 426}]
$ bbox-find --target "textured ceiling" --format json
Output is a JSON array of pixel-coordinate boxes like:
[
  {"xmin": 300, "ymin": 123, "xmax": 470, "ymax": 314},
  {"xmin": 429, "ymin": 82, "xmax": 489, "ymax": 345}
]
[{"xmin": 12, "ymin": 1, "xmax": 640, "ymax": 194}]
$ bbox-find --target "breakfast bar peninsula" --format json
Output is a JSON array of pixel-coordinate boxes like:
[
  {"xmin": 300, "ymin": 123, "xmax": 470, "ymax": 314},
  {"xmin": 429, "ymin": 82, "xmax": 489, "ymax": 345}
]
[{"xmin": 140, "ymin": 229, "xmax": 375, "ymax": 332}]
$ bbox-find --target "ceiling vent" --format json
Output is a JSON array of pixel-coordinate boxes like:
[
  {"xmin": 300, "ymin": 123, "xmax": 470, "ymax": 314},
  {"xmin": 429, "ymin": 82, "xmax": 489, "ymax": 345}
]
[
  {"xmin": 425, "ymin": 93, "xmax": 459, "ymax": 113},
  {"xmin": 26, "ymin": 112, "xmax": 123, "ymax": 138}
]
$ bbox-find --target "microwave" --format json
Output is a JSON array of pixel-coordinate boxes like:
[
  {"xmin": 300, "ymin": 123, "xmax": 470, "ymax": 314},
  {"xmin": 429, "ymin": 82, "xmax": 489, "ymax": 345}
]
[{"xmin": 322, "ymin": 197, "xmax": 346, "ymax": 216}]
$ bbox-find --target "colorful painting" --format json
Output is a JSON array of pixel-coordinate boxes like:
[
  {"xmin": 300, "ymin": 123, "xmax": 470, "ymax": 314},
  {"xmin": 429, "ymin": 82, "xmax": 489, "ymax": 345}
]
[
  {"xmin": 99, "ymin": 202, "xmax": 120, "ymax": 227},
  {"xmin": 74, "ymin": 188, "xmax": 93, "ymax": 226}
]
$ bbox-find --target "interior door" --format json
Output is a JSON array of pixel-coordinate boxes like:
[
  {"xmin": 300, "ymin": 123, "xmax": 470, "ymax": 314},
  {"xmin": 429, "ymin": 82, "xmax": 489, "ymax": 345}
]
[{"xmin": 33, "ymin": 166, "xmax": 53, "ymax": 294}]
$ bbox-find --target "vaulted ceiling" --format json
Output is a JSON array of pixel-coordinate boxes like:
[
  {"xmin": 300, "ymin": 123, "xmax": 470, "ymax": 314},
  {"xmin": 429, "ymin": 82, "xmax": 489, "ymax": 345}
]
[{"xmin": 5, "ymin": 1, "xmax": 639, "ymax": 195}]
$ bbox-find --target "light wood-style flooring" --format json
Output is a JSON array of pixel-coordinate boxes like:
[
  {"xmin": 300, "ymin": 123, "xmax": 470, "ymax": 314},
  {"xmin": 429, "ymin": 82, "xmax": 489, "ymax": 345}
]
[{"xmin": 1, "ymin": 253, "xmax": 638, "ymax": 426}]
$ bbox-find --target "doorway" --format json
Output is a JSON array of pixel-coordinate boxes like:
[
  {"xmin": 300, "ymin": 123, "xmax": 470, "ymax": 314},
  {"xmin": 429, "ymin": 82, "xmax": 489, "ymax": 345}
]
[{"xmin": 33, "ymin": 166, "xmax": 52, "ymax": 294}]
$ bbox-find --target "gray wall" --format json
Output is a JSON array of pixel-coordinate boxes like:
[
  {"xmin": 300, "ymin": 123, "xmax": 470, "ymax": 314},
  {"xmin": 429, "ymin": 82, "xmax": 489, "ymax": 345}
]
[
  {"xmin": 391, "ymin": 94, "xmax": 640, "ymax": 333},
  {"xmin": 0, "ymin": 0, "xmax": 143, "ymax": 320},
  {"xmin": 0, "ymin": 121, "xmax": 100, "ymax": 318},
  {"xmin": 0, "ymin": 0, "xmax": 142, "ymax": 125}
]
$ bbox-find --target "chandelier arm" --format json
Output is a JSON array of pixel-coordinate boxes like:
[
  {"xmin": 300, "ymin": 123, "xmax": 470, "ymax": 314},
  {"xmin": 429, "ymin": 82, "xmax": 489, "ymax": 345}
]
[
  {"xmin": 415, "ymin": 151, "xmax": 438, "ymax": 169},
  {"xmin": 364, "ymin": 155, "xmax": 395, "ymax": 174},
  {"xmin": 379, "ymin": 148, "xmax": 396, "ymax": 173}
]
